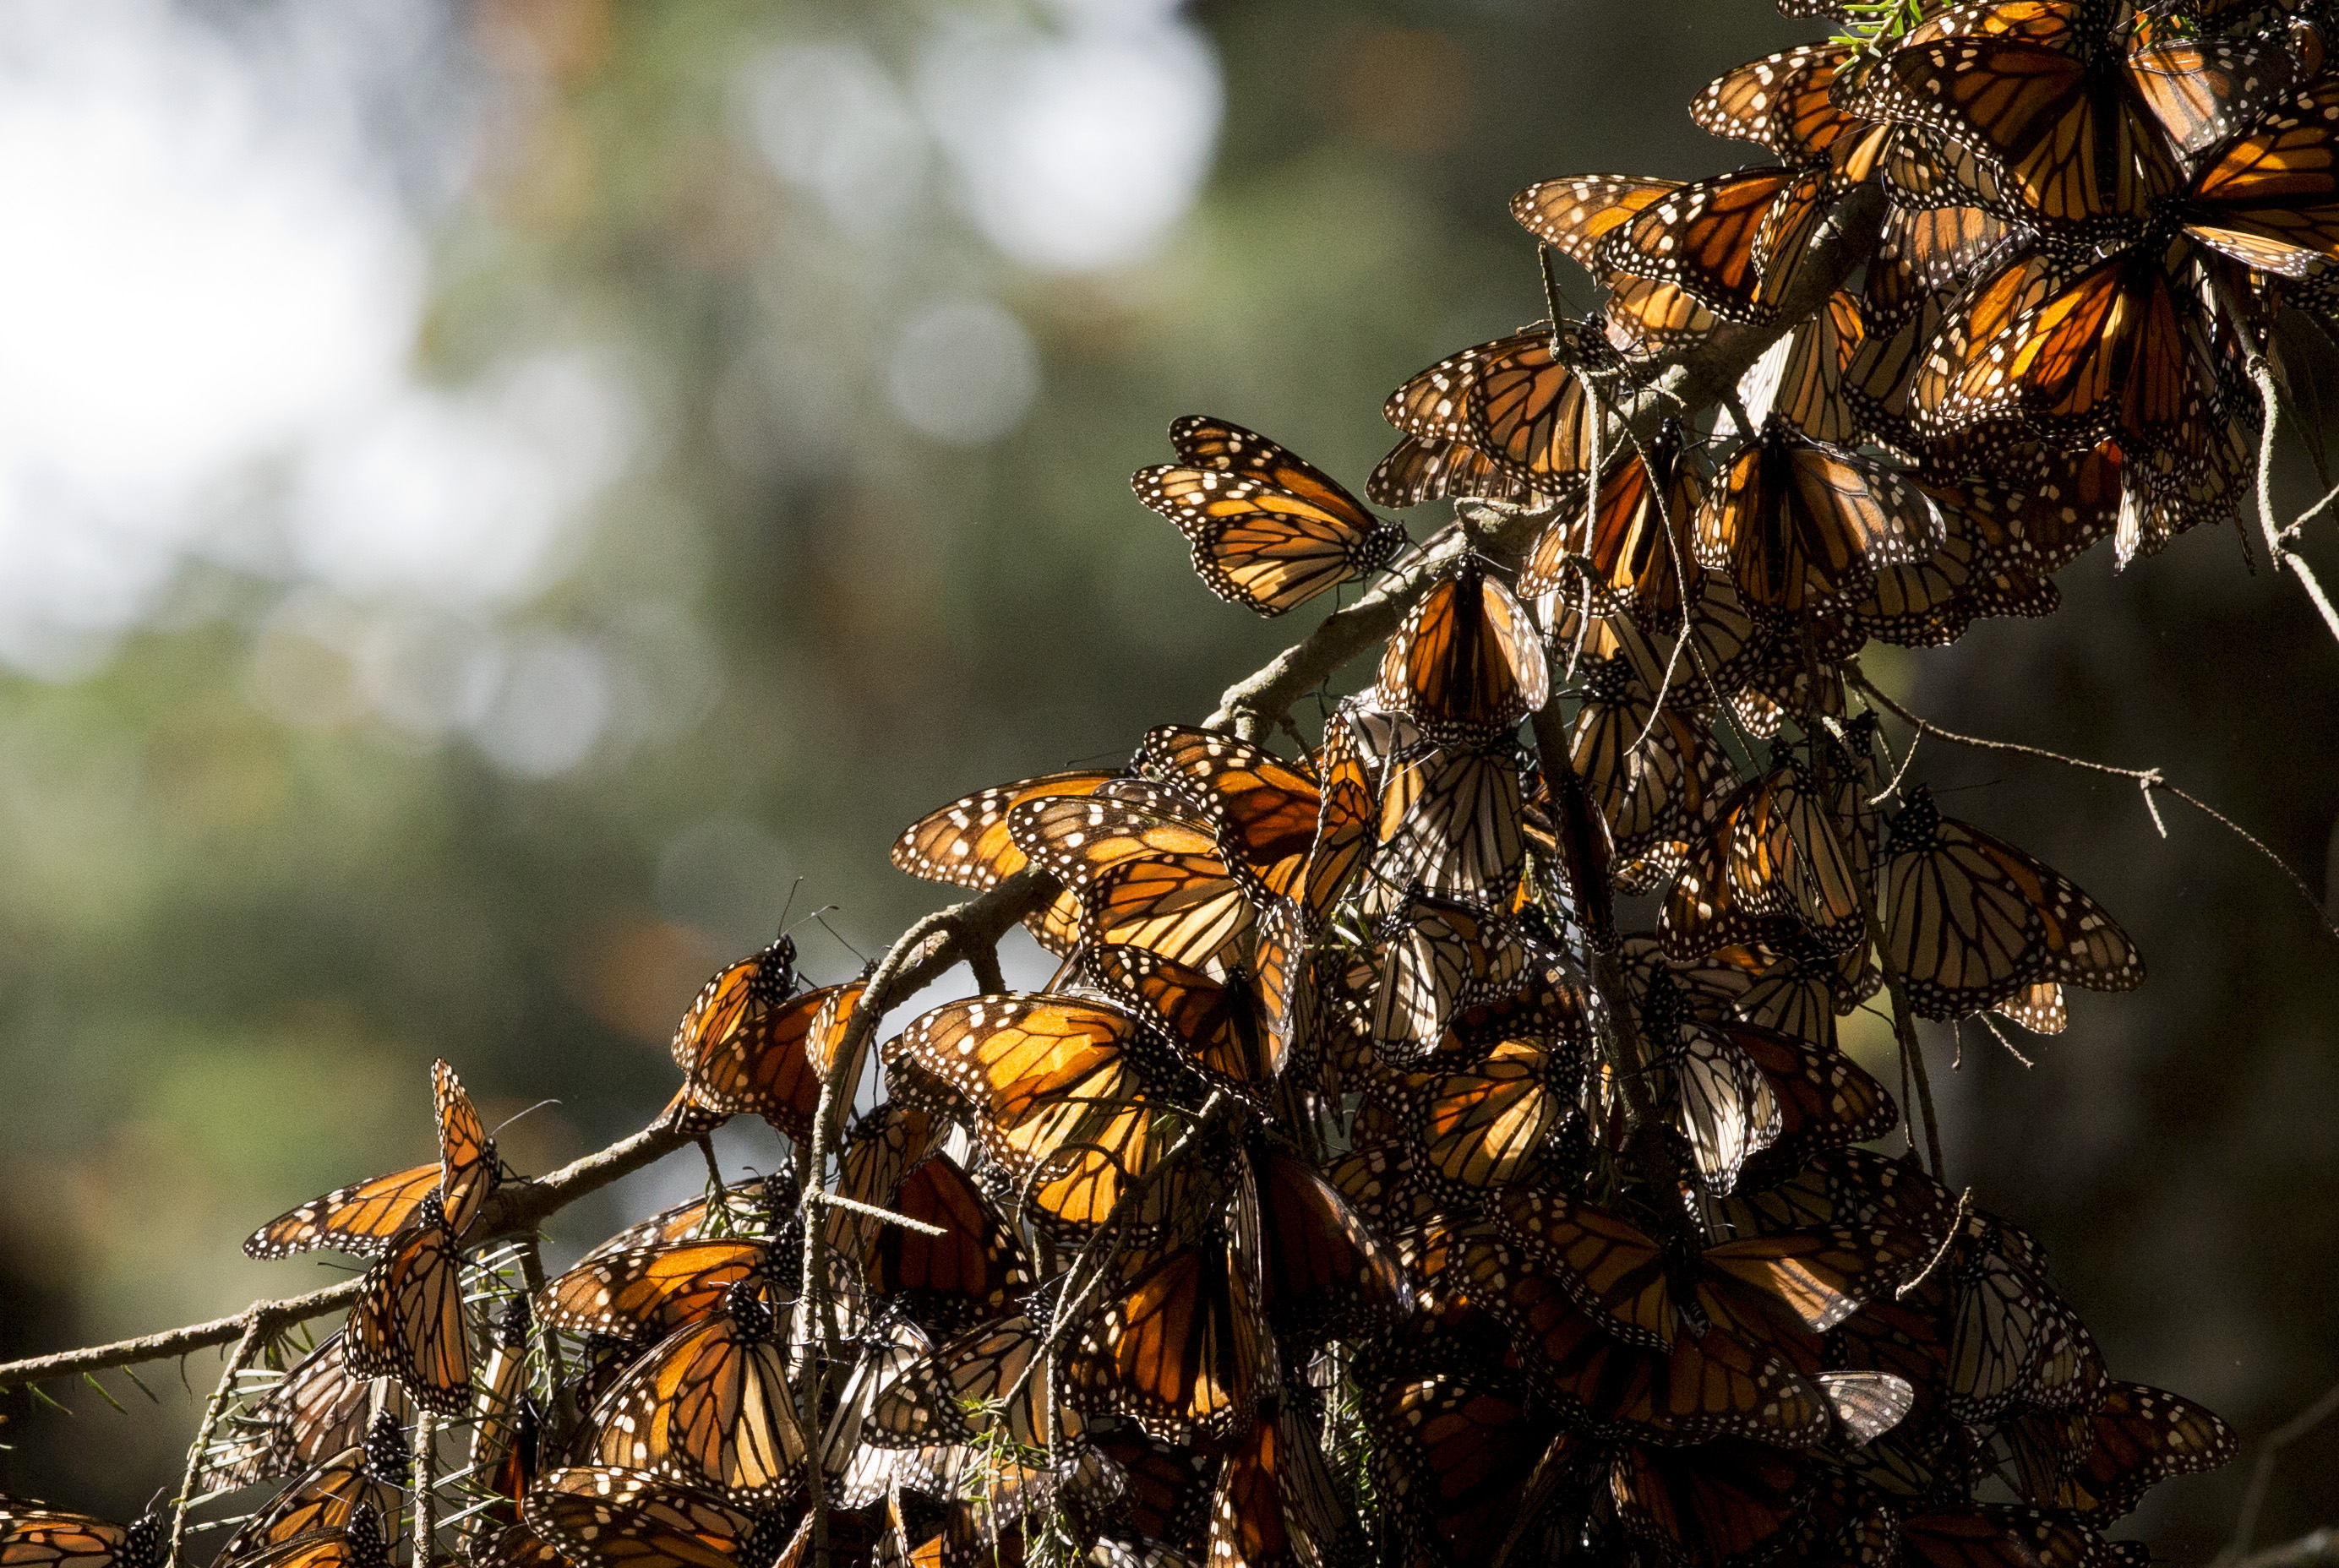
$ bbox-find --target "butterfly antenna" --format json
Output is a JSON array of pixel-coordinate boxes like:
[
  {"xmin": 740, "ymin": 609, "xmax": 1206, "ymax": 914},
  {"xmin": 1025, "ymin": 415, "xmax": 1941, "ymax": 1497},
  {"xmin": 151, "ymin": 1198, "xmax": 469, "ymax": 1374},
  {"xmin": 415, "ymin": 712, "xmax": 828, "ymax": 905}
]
[
  {"xmin": 489, "ymin": 1098, "xmax": 563, "ymax": 1138},
  {"xmin": 811, "ymin": 909, "xmax": 870, "ymax": 966},
  {"xmin": 773, "ymin": 877, "xmax": 804, "ymax": 942}
]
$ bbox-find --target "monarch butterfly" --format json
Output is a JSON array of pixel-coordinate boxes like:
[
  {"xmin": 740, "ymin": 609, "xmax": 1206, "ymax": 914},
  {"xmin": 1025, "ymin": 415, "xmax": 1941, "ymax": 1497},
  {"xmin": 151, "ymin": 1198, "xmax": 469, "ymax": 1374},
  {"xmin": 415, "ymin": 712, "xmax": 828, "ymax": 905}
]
[
  {"xmin": 1378, "ymin": 1035, "xmax": 1585, "ymax": 1190},
  {"xmin": 245, "ymin": 1059, "xmax": 496, "ymax": 1260},
  {"xmin": 1286, "ymin": 705, "xmax": 1378, "ymax": 933},
  {"xmin": 857, "ymin": 1312, "xmax": 1066, "ymax": 1455},
  {"xmin": 1846, "ymin": 0, "xmax": 2186, "ymax": 232},
  {"xmin": 1366, "ymin": 433, "xmax": 1539, "ymax": 509},
  {"xmin": 1894, "ymin": 1505, "xmax": 2125, "ymax": 1568},
  {"xmin": 1593, "ymin": 166, "xmax": 1836, "ymax": 324},
  {"xmin": 1369, "ymin": 736, "xmax": 1530, "ymax": 907},
  {"xmin": 1898, "ymin": 1212, "xmax": 2085, "ymax": 1420},
  {"xmin": 537, "ymin": 1239, "xmax": 771, "ymax": 1343},
  {"xmin": 1495, "ymin": 1187, "xmax": 1901, "ymax": 1352},
  {"xmin": 1643, "ymin": 973, "xmax": 1783, "ymax": 1195},
  {"xmin": 1248, "ymin": 1146, "xmax": 1409, "ymax": 1339},
  {"xmin": 1453, "ymin": 1239, "xmax": 1835, "ymax": 1444},
  {"xmin": 1741, "ymin": 289, "xmax": 1867, "ymax": 447},
  {"xmin": 672, "ymin": 974, "xmax": 868, "ymax": 1148},
  {"xmin": 2131, "ymin": 24, "xmax": 2321, "ymax": 157},
  {"xmin": 1081, "ymin": 1425, "xmax": 1217, "ymax": 1554},
  {"xmin": 1911, "ymin": 237, "xmax": 2247, "ymax": 476},
  {"xmin": 523, "ymin": 1467, "xmax": 810, "ymax": 1568},
  {"xmin": 1008, "ymin": 793, "xmax": 1263, "ymax": 972},
  {"xmin": 1137, "ymin": 725, "xmax": 1321, "ymax": 901},
  {"xmin": 1207, "ymin": 1402, "xmax": 1361, "ymax": 1568},
  {"xmin": 2179, "ymin": 77, "xmax": 2339, "ymax": 278},
  {"xmin": 221, "ymin": 1501, "xmax": 394, "ymax": 1568},
  {"xmin": 1662, "ymin": 746, "xmax": 1870, "ymax": 965},
  {"xmin": 1567, "ymin": 654, "xmax": 1736, "ymax": 896},
  {"xmin": 1087, "ymin": 945, "xmax": 1280, "ymax": 1089},
  {"xmin": 859, "ymin": 1153, "xmax": 1034, "ymax": 1331},
  {"xmin": 1690, "ymin": 43, "xmax": 1867, "ymax": 168},
  {"xmin": 1362, "ymin": 1373, "xmax": 1556, "ymax": 1565},
  {"xmin": 1512, "ymin": 177, "xmax": 1682, "ymax": 268},
  {"xmin": 889, "ymin": 767, "xmax": 1114, "ymax": 960},
  {"xmin": 590, "ymin": 1281, "xmax": 808, "ymax": 1508},
  {"xmin": 1606, "ymin": 1437, "xmax": 1809, "ymax": 1565},
  {"xmin": 1382, "ymin": 329, "xmax": 1610, "ymax": 492},
  {"xmin": 1694, "ymin": 416, "xmax": 1947, "ymax": 615},
  {"xmin": 1369, "ymin": 894, "xmax": 1534, "ymax": 1061},
  {"xmin": 1131, "ymin": 416, "xmax": 1409, "ymax": 616},
  {"xmin": 199, "ymin": 1329, "xmax": 408, "ymax": 1492},
  {"xmin": 825, "ymin": 1102, "xmax": 940, "ymax": 1261},
  {"xmin": 2004, "ymin": 1379, "xmax": 2237, "ymax": 1520},
  {"xmin": 0, "ymin": 1505, "xmax": 163, "ymax": 1568},
  {"xmin": 891, "ymin": 769, "xmax": 1118, "ymax": 891},
  {"xmin": 215, "ymin": 1415, "xmax": 408, "ymax": 1564},
  {"xmin": 1379, "ymin": 560, "xmax": 1546, "ymax": 741},
  {"xmin": 1065, "ymin": 1228, "xmax": 1272, "ymax": 1446},
  {"xmin": 886, "ymin": 994, "xmax": 1218, "ymax": 1242},
  {"xmin": 580, "ymin": 1176, "xmax": 788, "ymax": 1269},
  {"xmin": 1703, "ymin": 1147, "xmax": 1958, "ymax": 1269},
  {"xmin": 344, "ymin": 1192, "xmax": 471, "ymax": 1418},
  {"xmin": 471, "ymin": 1296, "xmax": 537, "ymax": 1490},
  {"xmin": 1518, "ymin": 421, "xmax": 1709, "ymax": 622},
  {"xmin": 1883, "ymin": 786, "xmax": 2144, "ymax": 1021}
]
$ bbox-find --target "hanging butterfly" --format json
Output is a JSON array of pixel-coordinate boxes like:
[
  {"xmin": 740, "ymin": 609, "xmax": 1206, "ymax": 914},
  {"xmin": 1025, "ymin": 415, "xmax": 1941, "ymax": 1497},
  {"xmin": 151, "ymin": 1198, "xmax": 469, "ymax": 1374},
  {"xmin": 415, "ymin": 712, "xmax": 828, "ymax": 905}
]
[
  {"xmin": 245, "ymin": 1059, "xmax": 497, "ymax": 1260},
  {"xmin": 1690, "ymin": 43, "xmax": 1870, "ymax": 169},
  {"xmin": 1131, "ymin": 416, "xmax": 1408, "ymax": 616},
  {"xmin": 1694, "ymin": 416, "xmax": 1948, "ymax": 615},
  {"xmin": 1845, "ymin": 0, "xmax": 2187, "ymax": 235},
  {"xmin": 1382, "ymin": 328, "xmax": 1611, "ymax": 492},
  {"xmin": 1518, "ymin": 419, "xmax": 1709, "ymax": 623},
  {"xmin": 219, "ymin": 1501, "xmax": 395, "ymax": 1568},
  {"xmin": 1606, "ymin": 1437, "xmax": 1811, "ymax": 1566},
  {"xmin": 1661, "ymin": 744, "xmax": 1872, "ymax": 966},
  {"xmin": 1007, "ymin": 792, "xmax": 1264, "ymax": 972},
  {"xmin": 588, "ymin": 1279, "xmax": 808, "ymax": 1508},
  {"xmin": 1367, "ymin": 433, "xmax": 1539, "ymax": 509},
  {"xmin": 1362, "ymin": 1373, "xmax": 1557, "ymax": 1566},
  {"xmin": 1493, "ymin": 1186, "xmax": 1905, "ymax": 1355},
  {"xmin": 215, "ymin": 1414, "xmax": 409, "ymax": 1565},
  {"xmin": 1247, "ymin": 1146, "xmax": 1409, "ymax": 1339},
  {"xmin": 1374, "ymin": 558, "xmax": 1548, "ymax": 748},
  {"xmin": 1370, "ymin": 1034, "xmax": 1588, "ymax": 1191},
  {"xmin": 1207, "ymin": 1400, "xmax": 1363, "ymax": 1568},
  {"xmin": 890, "ymin": 767, "xmax": 1117, "ymax": 957},
  {"xmin": 537, "ymin": 1239, "xmax": 773, "ymax": 1344},
  {"xmin": 1368, "ymin": 893, "xmax": 1535, "ymax": 1061},
  {"xmin": 1136, "ymin": 725, "xmax": 1321, "ymax": 902},
  {"xmin": 1566, "ymin": 653, "xmax": 1737, "ymax": 896},
  {"xmin": 858, "ymin": 1152, "xmax": 1034, "ymax": 1332},
  {"xmin": 2178, "ymin": 76, "xmax": 2339, "ymax": 278},
  {"xmin": 0, "ymin": 1505, "xmax": 163, "ymax": 1568},
  {"xmin": 863, "ymin": 1311, "xmax": 1072, "ymax": 1453},
  {"xmin": 1063, "ymin": 1223, "xmax": 1272, "ymax": 1446},
  {"xmin": 1883, "ymin": 785, "xmax": 2144, "ymax": 1021},
  {"xmin": 2002, "ymin": 1379, "xmax": 2237, "ymax": 1520},
  {"xmin": 1592, "ymin": 166, "xmax": 1838, "ymax": 326},
  {"xmin": 1086, "ymin": 944, "xmax": 1283, "ymax": 1089},
  {"xmin": 341, "ymin": 1190, "xmax": 471, "ymax": 1418},
  {"xmin": 523, "ymin": 1467, "xmax": 810, "ymax": 1568},
  {"xmin": 885, "ymin": 994, "xmax": 1224, "ymax": 1242},
  {"xmin": 670, "ymin": 973, "xmax": 869, "ymax": 1148},
  {"xmin": 579, "ymin": 1175, "xmax": 789, "ymax": 1269},
  {"xmin": 199, "ymin": 1328, "xmax": 409, "ymax": 1493}
]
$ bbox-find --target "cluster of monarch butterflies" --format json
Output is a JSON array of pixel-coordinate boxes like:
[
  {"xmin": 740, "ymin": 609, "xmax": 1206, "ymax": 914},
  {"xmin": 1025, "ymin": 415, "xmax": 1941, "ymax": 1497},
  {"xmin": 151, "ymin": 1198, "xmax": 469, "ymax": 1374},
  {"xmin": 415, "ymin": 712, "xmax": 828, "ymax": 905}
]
[{"xmin": 14, "ymin": 0, "xmax": 2314, "ymax": 1560}]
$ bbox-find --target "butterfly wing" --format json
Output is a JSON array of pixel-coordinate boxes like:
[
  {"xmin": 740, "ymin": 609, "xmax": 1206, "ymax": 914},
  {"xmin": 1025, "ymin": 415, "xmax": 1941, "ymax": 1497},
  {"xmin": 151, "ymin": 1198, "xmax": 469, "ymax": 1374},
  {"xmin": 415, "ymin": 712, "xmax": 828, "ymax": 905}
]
[
  {"xmin": 346, "ymin": 1217, "xmax": 471, "ymax": 1418},
  {"xmin": 432, "ymin": 1059, "xmax": 494, "ymax": 1239}
]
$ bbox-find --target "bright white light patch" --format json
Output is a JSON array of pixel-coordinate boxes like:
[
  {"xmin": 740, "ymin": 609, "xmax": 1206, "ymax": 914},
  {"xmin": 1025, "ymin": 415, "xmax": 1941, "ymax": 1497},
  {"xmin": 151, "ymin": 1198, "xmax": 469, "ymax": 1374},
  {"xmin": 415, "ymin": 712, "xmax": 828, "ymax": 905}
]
[
  {"xmin": 886, "ymin": 300, "xmax": 1039, "ymax": 446},
  {"xmin": 919, "ymin": 3, "xmax": 1222, "ymax": 273}
]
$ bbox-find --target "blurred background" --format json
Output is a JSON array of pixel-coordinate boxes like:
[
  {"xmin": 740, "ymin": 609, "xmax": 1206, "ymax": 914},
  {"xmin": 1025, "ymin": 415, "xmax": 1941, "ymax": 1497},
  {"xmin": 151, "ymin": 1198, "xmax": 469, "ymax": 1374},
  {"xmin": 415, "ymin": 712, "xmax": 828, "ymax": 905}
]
[{"xmin": 0, "ymin": 0, "xmax": 2332, "ymax": 1554}]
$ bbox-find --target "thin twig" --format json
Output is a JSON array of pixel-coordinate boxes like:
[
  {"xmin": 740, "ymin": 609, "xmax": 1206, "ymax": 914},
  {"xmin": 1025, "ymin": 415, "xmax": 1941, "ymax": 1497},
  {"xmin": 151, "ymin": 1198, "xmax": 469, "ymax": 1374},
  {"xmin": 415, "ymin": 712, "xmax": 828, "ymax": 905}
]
[
  {"xmin": 1895, "ymin": 1189, "xmax": 1972, "ymax": 1300},
  {"xmin": 412, "ymin": 1409, "xmax": 438, "ymax": 1568},
  {"xmin": 1848, "ymin": 667, "xmax": 2339, "ymax": 945},
  {"xmin": 2221, "ymin": 1378, "xmax": 2339, "ymax": 1567},
  {"xmin": 168, "ymin": 1315, "xmax": 264, "ymax": 1568},
  {"xmin": 1, "ymin": 1283, "xmax": 358, "ymax": 1390},
  {"xmin": 803, "ymin": 1190, "xmax": 947, "ymax": 1237},
  {"xmin": 2247, "ymin": 351, "xmax": 2339, "ymax": 648}
]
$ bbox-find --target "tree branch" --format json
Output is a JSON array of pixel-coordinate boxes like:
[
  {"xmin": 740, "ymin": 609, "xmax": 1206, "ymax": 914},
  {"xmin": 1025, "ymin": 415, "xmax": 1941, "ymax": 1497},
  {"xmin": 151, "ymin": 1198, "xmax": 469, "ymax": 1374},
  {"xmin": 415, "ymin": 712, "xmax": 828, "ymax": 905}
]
[
  {"xmin": 2243, "ymin": 321, "xmax": 2339, "ymax": 648},
  {"xmin": 0, "ymin": 872, "xmax": 1057, "ymax": 1396},
  {"xmin": 1846, "ymin": 666, "xmax": 2339, "ymax": 946}
]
